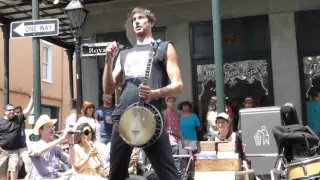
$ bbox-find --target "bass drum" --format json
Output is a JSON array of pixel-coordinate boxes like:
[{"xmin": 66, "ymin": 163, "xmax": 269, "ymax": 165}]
[
  {"xmin": 119, "ymin": 102, "xmax": 164, "ymax": 148},
  {"xmin": 287, "ymin": 156, "xmax": 320, "ymax": 180}
]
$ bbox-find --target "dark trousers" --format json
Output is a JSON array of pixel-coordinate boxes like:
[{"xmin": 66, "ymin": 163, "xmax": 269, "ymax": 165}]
[{"xmin": 109, "ymin": 121, "xmax": 180, "ymax": 180}]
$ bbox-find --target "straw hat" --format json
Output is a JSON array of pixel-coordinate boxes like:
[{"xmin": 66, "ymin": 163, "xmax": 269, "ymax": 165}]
[{"xmin": 33, "ymin": 114, "xmax": 57, "ymax": 135}]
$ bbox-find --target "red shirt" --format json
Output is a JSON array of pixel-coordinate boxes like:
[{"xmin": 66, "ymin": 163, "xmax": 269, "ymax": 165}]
[{"xmin": 163, "ymin": 109, "xmax": 181, "ymax": 146}]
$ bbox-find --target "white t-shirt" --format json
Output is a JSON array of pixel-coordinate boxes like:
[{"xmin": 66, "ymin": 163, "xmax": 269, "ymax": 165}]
[
  {"xmin": 101, "ymin": 142, "xmax": 111, "ymax": 163},
  {"xmin": 207, "ymin": 111, "xmax": 218, "ymax": 133},
  {"xmin": 65, "ymin": 112, "xmax": 77, "ymax": 129}
]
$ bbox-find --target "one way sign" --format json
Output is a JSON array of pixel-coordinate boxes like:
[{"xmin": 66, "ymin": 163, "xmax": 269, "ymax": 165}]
[{"xmin": 10, "ymin": 19, "xmax": 59, "ymax": 39}]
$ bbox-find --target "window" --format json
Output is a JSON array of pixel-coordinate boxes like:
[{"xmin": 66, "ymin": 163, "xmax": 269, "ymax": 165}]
[
  {"xmin": 190, "ymin": 15, "xmax": 271, "ymax": 61},
  {"xmin": 190, "ymin": 16, "xmax": 273, "ymax": 132},
  {"xmin": 42, "ymin": 41, "xmax": 52, "ymax": 83},
  {"xmin": 295, "ymin": 10, "xmax": 320, "ymax": 130},
  {"xmin": 41, "ymin": 105, "xmax": 60, "ymax": 130}
]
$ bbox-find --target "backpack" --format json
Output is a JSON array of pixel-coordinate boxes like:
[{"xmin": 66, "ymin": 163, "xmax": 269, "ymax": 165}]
[{"xmin": 272, "ymin": 124, "xmax": 320, "ymax": 162}]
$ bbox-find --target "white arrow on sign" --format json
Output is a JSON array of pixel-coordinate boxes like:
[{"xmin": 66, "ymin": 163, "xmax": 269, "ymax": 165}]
[
  {"xmin": 14, "ymin": 23, "xmax": 25, "ymax": 37},
  {"xmin": 14, "ymin": 23, "xmax": 56, "ymax": 37}
]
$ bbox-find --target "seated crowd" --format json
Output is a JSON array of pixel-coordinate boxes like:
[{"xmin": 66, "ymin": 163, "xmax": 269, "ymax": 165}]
[
  {"xmin": 27, "ymin": 114, "xmax": 150, "ymax": 180},
  {"xmin": 1, "ymin": 95, "xmax": 251, "ymax": 180}
]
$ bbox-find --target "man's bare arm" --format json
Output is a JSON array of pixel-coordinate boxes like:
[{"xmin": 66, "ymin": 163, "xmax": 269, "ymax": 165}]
[
  {"xmin": 103, "ymin": 55, "xmax": 123, "ymax": 94},
  {"xmin": 151, "ymin": 43, "xmax": 183, "ymax": 98},
  {"xmin": 33, "ymin": 137, "xmax": 64, "ymax": 156},
  {"xmin": 23, "ymin": 95, "xmax": 34, "ymax": 115}
]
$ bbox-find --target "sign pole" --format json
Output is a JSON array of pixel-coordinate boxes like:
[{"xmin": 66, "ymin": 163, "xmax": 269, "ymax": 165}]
[
  {"xmin": 75, "ymin": 37, "xmax": 83, "ymax": 115},
  {"xmin": 212, "ymin": 0, "xmax": 225, "ymax": 113},
  {"xmin": 32, "ymin": 0, "xmax": 41, "ymax": 125}
]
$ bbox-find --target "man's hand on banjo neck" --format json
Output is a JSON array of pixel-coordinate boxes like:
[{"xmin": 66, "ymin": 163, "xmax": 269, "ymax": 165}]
[
  {"xmin": 138, "ymin": 85, "xmax": 153, "ymax": 101},
  {"xmin": 139, "ymin": 43, "xmax": 183, "ymax": 101}
]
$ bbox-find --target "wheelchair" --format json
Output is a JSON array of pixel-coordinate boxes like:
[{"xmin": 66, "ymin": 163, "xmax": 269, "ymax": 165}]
[{"xmin": 271, "ymin": 103, "xmax": 320, "ymax": 180}]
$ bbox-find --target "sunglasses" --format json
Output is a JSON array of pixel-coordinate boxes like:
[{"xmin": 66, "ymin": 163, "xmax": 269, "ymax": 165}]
[
  {"xmin": 87, "ymin": 106, "xmax": 95, "ymax": 109},
  {"xmin": 83, "ymin": 129, "xmax": 91, "ymax": 136}
]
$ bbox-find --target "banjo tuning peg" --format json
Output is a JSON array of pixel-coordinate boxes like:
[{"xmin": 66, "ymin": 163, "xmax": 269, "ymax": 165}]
[{"xmin": 151, "ymin": 41, "xmax": 157, "ymax": 46}]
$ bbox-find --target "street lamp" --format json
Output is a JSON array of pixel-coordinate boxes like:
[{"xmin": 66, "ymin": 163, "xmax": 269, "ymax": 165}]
[{"xmin": 64, "ymin": 0, "xmax": 89, "ymax": 114}]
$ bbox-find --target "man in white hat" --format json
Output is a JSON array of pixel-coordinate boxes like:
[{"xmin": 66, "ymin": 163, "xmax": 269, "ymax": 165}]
[{"xmin": 28, "ymin": 114, "xmax": 73, "ymax": 180}]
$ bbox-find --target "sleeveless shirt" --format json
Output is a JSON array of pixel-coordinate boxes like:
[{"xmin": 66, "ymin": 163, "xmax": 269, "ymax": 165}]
[{"xmin": 111, "ymin": 41, "xmax": 171, "ymax": 120}]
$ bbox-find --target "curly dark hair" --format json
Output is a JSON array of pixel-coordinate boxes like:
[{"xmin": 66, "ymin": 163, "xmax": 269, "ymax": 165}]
[
  {"xmin": 129, "ymin": 7, "xmax": 156, "ymax": 25},
  {"xmin": 74, "ymin": 123, "xmax": 96, "ymax": 144}
]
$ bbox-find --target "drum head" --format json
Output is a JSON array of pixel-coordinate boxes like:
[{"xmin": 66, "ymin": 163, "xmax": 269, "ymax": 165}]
[
  {"xmin": 120, "ymin": 106, "xmax": 156, "ymax": 147},
  {"xmin": 125, "ymin": 18, "xmax": 136, "ymax": 47}
]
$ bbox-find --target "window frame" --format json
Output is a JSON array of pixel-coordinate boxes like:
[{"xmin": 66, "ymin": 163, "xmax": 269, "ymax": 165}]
[
  {"xmin": 42, "ymin": 41, "xmax": 53, "ymax": 83},
  {"xmin": 189, "ymin": 16, "xmax": 274, "ymax": 125}
]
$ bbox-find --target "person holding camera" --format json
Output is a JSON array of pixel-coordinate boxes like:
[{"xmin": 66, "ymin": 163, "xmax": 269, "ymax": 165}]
[{"xmin": 28, "ymin": 114, "xmax": 74, "ymax": 180}]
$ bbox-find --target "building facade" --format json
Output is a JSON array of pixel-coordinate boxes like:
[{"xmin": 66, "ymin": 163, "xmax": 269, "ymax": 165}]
[
  {"xmin": 26, "ymin": 0, "xmax": 318, "ymax": 132},
  {"xmin": 0, "ymin": 30, "xmax": 76, "ymax": 130}
]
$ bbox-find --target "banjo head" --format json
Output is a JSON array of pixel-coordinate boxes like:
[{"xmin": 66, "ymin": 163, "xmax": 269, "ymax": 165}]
[{"xmin": 120, "ymin": 106, "xmax": 156, "ymax": 147}]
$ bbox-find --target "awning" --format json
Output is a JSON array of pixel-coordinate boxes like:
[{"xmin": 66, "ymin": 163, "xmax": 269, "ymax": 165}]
[{"xmin": 0, "ymin": 0, "xmax": 113, "ymax": 49}]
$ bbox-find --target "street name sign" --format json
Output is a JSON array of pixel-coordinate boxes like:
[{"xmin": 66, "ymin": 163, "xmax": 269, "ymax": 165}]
[
  {"xmin": 10, "ymin": 19, "xmax": 59, "ymax": 39},
  {"xmin": 81, "ymin": 42, "xmax": 124, "ymax": 57}
]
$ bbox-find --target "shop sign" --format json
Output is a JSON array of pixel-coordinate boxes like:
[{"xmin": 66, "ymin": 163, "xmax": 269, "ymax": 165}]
[
  {"xmin": 197, "ymin": 60, "xmax": 269, "ymax": 99},
  {"xmin": 303, "ymin": 56, "xmax": 320, "ymax": 97}
]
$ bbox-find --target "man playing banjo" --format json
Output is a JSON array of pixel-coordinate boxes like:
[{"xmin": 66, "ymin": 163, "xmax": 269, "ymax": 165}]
[{"xmin": 103, "ymin": 7, "xmax": 183, "ymax": 180}]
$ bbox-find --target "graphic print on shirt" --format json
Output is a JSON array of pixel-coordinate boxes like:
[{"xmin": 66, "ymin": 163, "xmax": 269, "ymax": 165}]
[
  {"xmin": 102, "ymin": 108, "xmax": 113, "ymax": 124},
  {"xmin": 123, "ymin": 50, "xmax": 149, "ymax": 79}
]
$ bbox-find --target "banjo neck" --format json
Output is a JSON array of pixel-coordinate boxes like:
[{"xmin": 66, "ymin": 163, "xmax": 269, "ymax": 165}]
[{"xmin": 138, "ymin": 41, "xmax": 161, "ymax": 106}]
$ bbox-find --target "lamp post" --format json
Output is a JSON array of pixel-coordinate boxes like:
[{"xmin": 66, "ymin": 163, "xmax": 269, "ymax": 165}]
[
  {"xmin": 64, "ymin": 0, "xmax": 89, "ymax": 115},
  {"xmin": 212, "ymin": 0, "xmax": 225, "ymax": 113}
]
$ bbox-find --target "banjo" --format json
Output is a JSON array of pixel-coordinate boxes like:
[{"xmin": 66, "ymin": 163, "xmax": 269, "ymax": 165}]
[{"xmin": 119, "ymin": 39, "xmax": 164, "ymax": 148}]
